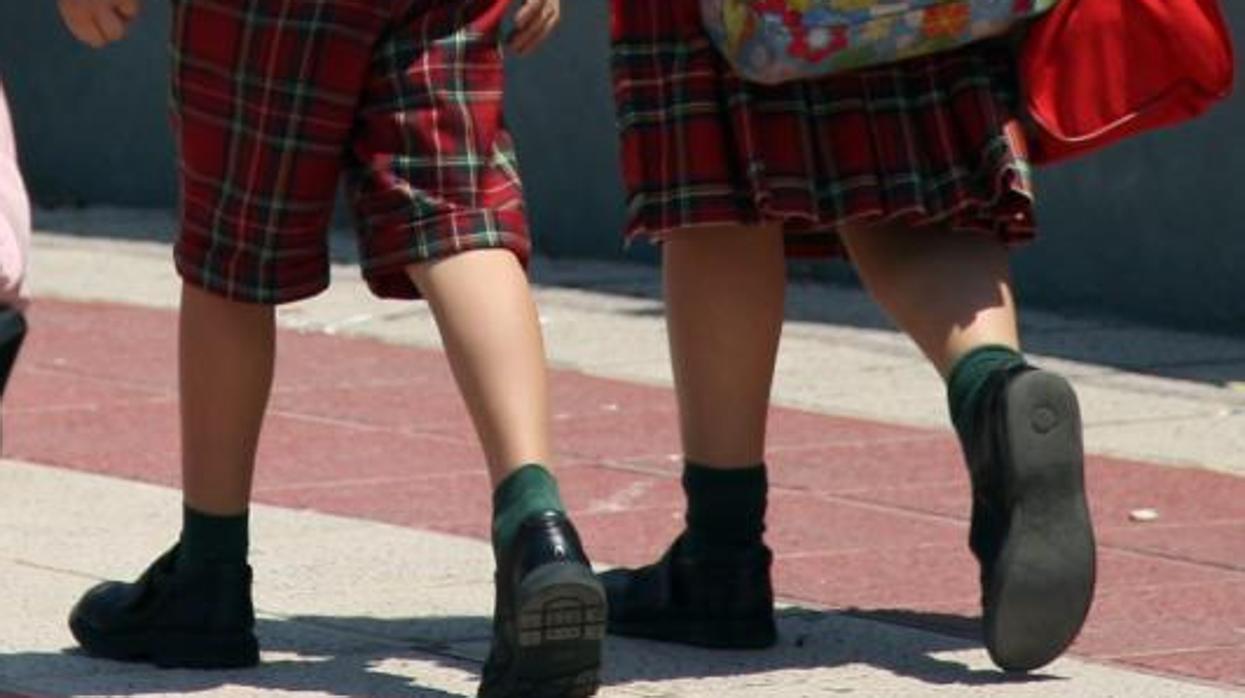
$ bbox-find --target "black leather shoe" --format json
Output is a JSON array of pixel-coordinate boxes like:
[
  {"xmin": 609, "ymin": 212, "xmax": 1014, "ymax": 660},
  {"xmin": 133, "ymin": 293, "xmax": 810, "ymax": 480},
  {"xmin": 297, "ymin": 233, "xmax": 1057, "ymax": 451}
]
[
  {"xmin": 479, "ymin": 512, "xmax": 605, "ymax": 698},
  {"xmin": 965, "ymin": 366, "xmax": 1096, "ymax": 673},
  {"xmin": 599, "ymin": 534, "xmax": 776, "ymax": 649},
  {"xmin": 0, "ymin": 306, "xmax": 26, "ymax": 398},
  {"xmin": 68, "ymin": 545, "xmax": 259, "ymax": 669}
]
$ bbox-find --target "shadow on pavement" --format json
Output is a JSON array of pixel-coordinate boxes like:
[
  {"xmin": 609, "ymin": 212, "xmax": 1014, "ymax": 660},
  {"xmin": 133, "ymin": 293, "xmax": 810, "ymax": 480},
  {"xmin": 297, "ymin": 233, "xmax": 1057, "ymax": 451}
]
[
  {"xmin": 593, "ymin": 607, "xmax": 1056, "ymax": 688},
  {"xmin": 0, "ymin": 607, "xmax": 1057, "ymax": 697},
  {"xmin": 0, "ymin": 615, "xmax": 470, "ymax": 698}
]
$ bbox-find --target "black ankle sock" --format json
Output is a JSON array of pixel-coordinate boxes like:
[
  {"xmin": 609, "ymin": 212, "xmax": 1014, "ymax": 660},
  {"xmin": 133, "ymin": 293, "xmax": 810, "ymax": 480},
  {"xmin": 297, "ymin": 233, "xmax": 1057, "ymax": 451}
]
[
  {"xmin": 947, "ymin": 345, "xmax": 1027, "ymax": 447},
  {"xmin": 682, "ymin": 461, "xmax": 767, "ymax": 556},
  {"xmin": 179, "ymin": 505, "xmax": 249, "ymax": 565}
]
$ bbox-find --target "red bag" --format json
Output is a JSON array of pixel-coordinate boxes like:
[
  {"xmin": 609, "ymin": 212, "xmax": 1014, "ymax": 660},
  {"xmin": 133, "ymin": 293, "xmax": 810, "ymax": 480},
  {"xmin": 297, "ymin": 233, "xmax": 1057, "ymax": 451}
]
[{"xmin": 1021, "ymin": 0, "xmax": 1236, "ymax": 164}]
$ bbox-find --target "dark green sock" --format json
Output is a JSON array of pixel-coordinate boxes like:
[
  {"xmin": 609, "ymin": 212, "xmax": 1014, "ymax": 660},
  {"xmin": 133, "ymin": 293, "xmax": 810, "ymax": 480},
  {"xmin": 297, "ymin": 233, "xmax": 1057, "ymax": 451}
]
[
  {"xmin": 947, "ymin": 345, "xmax": 1027, "ymax": 446},
  {"xmin": 179, "ymin": 505, "xmax": 249, "ymax": 565},
  {"xmin": 492, "ymin": 464, "xmax": 566, "ymax": 556},
  {"xmin": 682, "ymin": 461, "xmax": 768, "ymax": 556}
]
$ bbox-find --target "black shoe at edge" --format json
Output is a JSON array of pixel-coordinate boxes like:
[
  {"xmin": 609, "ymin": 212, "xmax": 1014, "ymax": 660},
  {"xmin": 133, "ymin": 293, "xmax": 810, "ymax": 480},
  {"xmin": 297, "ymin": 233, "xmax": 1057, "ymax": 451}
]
[
  {"xmin": 599, "ymin": 534, "xmax": 776, "ymax": 650},
  {"xmin": 479, "ymin": 511, "xmax": 606, "ymax": 698},
  {"xmin": 966, "ymin": 366, "xmax": 1097, "ymax": 673},
  {"xmin": 0, "ymin": 306, "xmax": 26, "ymax": 397},
  {"xmin": 68, "ymin": 544, "xmax": 259, "ymax": 669}
]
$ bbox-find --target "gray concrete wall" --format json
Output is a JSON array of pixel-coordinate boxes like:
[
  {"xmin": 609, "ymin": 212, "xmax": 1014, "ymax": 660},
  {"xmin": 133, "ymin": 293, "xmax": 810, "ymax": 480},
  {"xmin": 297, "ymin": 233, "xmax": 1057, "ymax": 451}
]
[
  {"xmin": 0, "ymin": 1, "xmax": 177, "ymax": 207},
  {"xmin": 1, "ymin": 2, "xmax": 1242, "ymax": 332},
  {"xmin": 1018, "ymin": 7, "xmax": 1245, "ymax": 332}
]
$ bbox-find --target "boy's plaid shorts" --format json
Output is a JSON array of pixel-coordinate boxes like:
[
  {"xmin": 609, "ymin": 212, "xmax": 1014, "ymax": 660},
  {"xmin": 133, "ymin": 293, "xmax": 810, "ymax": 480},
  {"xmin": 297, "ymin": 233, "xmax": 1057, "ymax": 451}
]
[{"xmin": 172, "ymin": 0, "xmax": 529, "ymax": 304}]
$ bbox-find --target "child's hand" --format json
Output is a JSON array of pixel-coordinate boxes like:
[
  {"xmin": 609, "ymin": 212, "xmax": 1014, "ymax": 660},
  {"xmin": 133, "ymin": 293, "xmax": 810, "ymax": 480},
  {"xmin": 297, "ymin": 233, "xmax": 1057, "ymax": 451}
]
[
  {"xmin": 509, "ymin": 0, "xmax": 560, "ymax": 56},
  {"xmin": 58, "ymin": 0, "xmax": 141, "ymax": 48}
]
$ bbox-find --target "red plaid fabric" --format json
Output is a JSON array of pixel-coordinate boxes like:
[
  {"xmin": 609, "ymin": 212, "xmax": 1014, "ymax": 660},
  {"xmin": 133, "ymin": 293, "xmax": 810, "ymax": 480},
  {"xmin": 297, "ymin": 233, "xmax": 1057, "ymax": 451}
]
[
  {"xmin": 173, "ymin": 0, "xmax": 528, "ymax": 304},
  {"xmin": 611, "ymin": 0, "xmax": 1037, "ymax": 257}
]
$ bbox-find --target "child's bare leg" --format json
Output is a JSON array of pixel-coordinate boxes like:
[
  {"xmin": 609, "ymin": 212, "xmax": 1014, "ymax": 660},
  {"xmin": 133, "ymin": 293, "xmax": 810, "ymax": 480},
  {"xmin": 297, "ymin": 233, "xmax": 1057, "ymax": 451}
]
[
  {"xmin": 179, "ymin": 283, "xmax": 275, "ymax": 515},
  {"xmin": 406, "ymin": 249, "xmax": 550, "ymax": 486},
  {"xmin": 664, "ymin": 224, "xmax": 786, "ymax": 470},
  {"xmin": 839, "ymin": 221, "xmax": 1094, "ymax": 673},
  {"xmin": 409, "ymin": 249, "xmax": 605, "ymax": 697},
  {"xmin": 837, "ymin": 221, "xmax": 1018, "ymax": 374},
  {"xmin": 66, "ymin": 282, "xmax": 270, "ymax": 670},
  {"xmin": 600, "ymin": 224, "xmax": 786, "ymax": 651}
]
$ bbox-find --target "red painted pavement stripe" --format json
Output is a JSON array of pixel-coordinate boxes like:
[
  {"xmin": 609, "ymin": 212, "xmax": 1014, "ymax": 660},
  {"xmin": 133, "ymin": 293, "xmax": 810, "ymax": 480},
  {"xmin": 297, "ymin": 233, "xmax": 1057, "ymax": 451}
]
[{"xmin": 6, "ymin": 298, "xmax": 1245, "ymax": 687}]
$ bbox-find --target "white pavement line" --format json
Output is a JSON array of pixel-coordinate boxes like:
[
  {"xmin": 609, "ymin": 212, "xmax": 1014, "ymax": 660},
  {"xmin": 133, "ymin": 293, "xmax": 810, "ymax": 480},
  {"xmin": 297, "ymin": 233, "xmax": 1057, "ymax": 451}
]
[
  {"xmin": 3, "ymin": 459, "xmax": 1243, "ymax": 697},
  {"xmin": 27, "ymin": 217, "xmax": 1245, "ymax": 474}
]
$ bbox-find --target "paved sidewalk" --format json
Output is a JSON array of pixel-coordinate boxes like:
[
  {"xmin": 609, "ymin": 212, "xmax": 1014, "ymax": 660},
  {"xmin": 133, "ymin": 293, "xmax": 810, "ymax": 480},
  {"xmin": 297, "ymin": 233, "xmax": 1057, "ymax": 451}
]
[
  {"xmin": 1, "ymin": 209, "xmax": 1243, "ymax": 696},
  {"xmin": 2, "ymin": 460, "xmax": 1240, "ymax": 698},
  {"xmin": 5, "ymin": 460, "xmax": 1240, "ymax": 698}
]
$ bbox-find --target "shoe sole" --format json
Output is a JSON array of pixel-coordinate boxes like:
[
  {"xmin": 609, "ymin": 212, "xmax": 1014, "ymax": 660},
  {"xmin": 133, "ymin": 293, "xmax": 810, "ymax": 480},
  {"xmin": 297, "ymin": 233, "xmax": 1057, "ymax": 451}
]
[
  {"xmin": 69, "ymin": 613, "xmax": 259, "ymax": 669},
  {"xmin": 985, "ymin": 370, "xmax": 1097, "ymax": 673},
  {"xmin": 481, "ymin": 561, "xmax": 607, "ymax": 698}
]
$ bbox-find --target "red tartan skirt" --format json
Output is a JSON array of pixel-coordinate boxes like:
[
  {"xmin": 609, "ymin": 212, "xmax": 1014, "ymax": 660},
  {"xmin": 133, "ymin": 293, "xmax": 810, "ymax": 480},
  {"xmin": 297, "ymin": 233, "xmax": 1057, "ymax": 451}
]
[{"xmin": 611, "ymin": 0, "xmax": 1037, "ymax": 257}]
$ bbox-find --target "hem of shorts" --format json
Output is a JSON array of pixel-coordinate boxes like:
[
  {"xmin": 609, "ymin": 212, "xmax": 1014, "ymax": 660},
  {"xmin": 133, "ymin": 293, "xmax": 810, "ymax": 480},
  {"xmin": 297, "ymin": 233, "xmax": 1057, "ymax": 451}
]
[
  {"xmin": 362, "ymin": 227, "xmax": 532, "ymax": 301},
  {"xmin": 174, "ymin": 253, "xmax": 330, "ymax": 306},
  {"xmin": 623, "ymin": 161, "xmax": 1036, "ymax": 253}
]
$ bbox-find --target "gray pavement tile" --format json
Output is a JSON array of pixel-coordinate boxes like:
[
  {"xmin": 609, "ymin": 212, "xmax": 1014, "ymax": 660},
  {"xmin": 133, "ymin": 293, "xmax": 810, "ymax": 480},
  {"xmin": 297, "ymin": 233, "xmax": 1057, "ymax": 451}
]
[
  {"xmin": 780, "ymin": 324, "xmax": 927, "ymax": 366},
  {"xmin": 26, "ymin": 239, "xmax": 179, "ymax": 311},
  {"xmin": 1073, "ymin": 383, "xmax": 1219, "ymax": 427},
  {"xmin": 771, "ymin": 351, "xmax": 944, "ymax": 424},
  {"xmin": 539, "ymin": 311, "xmax": 673, "ymax": 374},
  {"xmin": 261, "ymin": 584, "xmax": 496, "ymax": 648},
  {"xmin": 275, "ymin": 274, "xmax": 437, "ymax": 342},
  {"xmin": 1087, "ymin": 412, "xmax": 1245, "ymax": 474},
  {"xmin": 252, "ymin": 524, "xmax": 494, "ymax": 593},
  {"xmin": 0, "ymin": 464, "xmax": 185, "ymax": 578}
]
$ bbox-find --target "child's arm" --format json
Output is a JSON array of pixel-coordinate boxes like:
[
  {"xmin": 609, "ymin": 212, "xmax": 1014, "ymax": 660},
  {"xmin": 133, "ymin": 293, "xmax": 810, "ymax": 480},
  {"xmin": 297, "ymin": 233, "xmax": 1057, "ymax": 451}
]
[
  {"xmin": 57, "ymin": 0, "xmax": 141, "ymax": 48},
  {"xmin": 509, "ymin": 0, "xmax": 560, "ymax": 56}
]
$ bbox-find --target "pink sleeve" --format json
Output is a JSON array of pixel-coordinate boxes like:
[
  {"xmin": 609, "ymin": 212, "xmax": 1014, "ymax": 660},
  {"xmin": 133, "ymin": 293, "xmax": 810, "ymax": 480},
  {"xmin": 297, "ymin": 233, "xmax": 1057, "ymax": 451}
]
[{"xmin": 0, "ymin": 82, "xmax": 30, "ymax": 310}]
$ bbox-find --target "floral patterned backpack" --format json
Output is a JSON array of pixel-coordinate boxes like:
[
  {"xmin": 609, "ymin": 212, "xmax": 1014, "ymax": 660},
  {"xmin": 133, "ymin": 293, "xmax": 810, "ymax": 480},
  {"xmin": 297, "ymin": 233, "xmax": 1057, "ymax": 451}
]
[{"xmin": 701, "ymin": 0, "xmax": 1060, "ymax": 84}]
